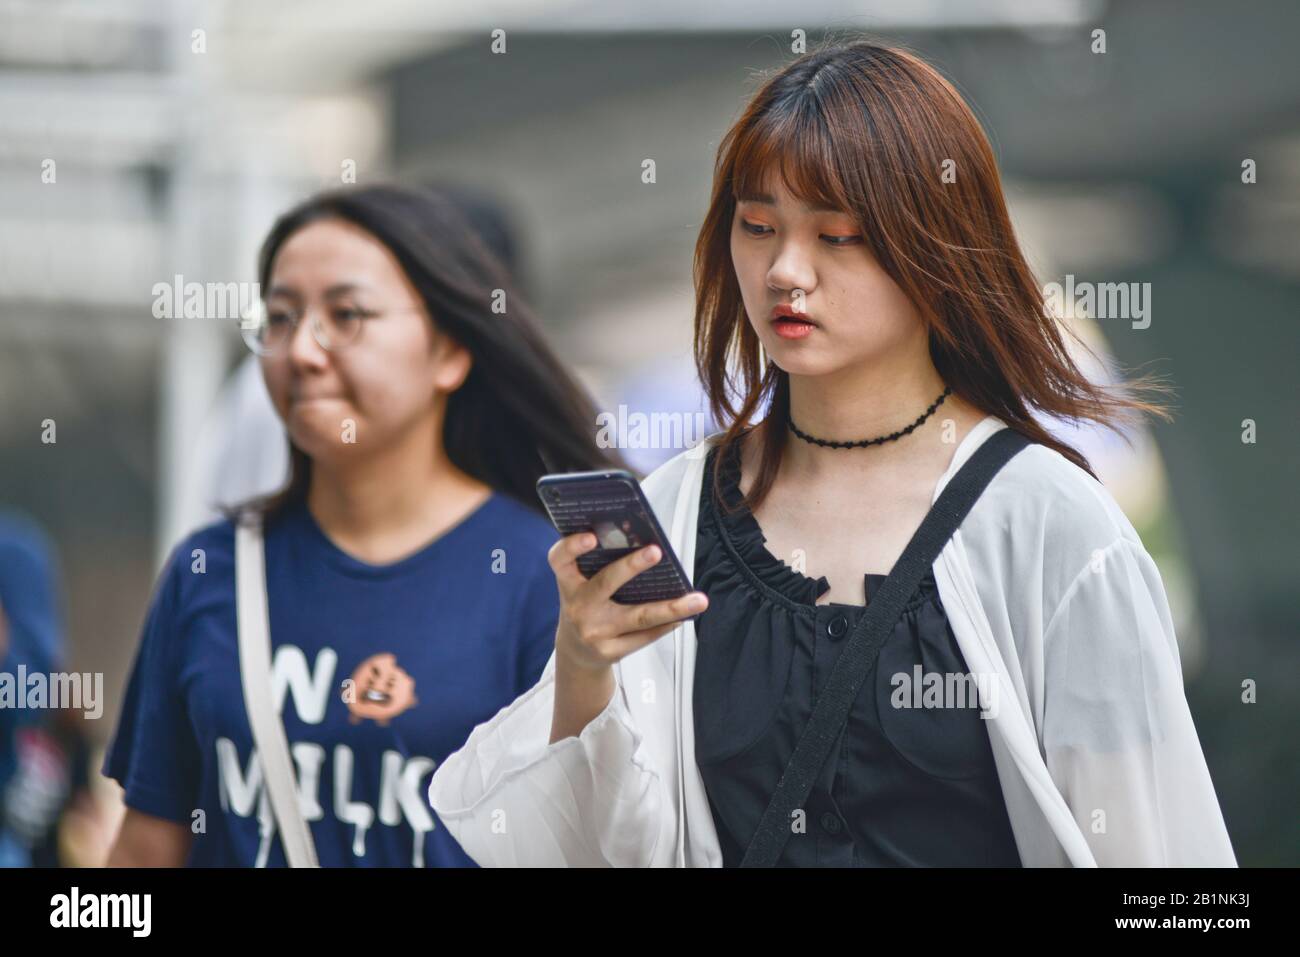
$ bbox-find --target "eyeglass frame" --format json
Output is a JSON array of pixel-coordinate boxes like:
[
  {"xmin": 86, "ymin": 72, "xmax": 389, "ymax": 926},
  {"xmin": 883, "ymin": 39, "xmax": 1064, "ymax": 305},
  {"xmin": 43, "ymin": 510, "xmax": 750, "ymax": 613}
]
[{"xmin": 238, "ymin": 298, "xmax": 427, "ymax": 356}]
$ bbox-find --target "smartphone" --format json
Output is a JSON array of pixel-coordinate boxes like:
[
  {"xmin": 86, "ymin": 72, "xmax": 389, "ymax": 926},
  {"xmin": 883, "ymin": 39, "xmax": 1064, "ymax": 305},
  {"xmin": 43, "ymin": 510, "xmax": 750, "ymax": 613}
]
[{"xmin": 536, "ymin": 468, "xmax": 698, "ymax": 613}]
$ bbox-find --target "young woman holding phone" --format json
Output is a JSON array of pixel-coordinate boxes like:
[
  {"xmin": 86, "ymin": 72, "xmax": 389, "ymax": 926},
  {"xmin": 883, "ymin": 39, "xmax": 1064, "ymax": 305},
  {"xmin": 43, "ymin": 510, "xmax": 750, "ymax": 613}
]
[
  {"xmin": 428, "ymin": 40, "xmax": 1237, "ymax": 867},
  {"xmin": 104, "ymin": 184, "xmax": 624, "ymax": 866}
]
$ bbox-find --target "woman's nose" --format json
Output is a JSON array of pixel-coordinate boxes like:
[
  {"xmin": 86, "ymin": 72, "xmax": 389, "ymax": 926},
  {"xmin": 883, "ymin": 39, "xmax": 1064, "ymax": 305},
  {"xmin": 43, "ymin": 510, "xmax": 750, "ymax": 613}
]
[
  {"xmin": 766, "ymin": 241, "xmax": 816, "ymax": 296},
  {"xmin": 287, "ymin": 308, "xmax": 330, "ymax": 368}
]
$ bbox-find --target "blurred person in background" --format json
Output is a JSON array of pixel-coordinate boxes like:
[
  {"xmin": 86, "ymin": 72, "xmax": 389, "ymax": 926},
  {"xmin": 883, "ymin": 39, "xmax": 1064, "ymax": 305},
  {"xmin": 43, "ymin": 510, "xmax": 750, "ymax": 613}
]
[
  {"xmin": 103, "ymin": 183, "xmax": 624, "ymax": 866},
  {"xmin": 429, "ymin": 40, "xmax": 1237, "ymax": 868},
  {"xmin": 0, "ymin": 511, "xmax": 66, "ymax": 867}
]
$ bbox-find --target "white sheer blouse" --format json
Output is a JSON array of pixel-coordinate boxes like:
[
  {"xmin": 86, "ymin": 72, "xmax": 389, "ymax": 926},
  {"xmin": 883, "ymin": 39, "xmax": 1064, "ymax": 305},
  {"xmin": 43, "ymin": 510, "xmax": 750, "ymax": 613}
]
[{"xmin": 428, "ymin": 417, "xmax": 1237, "ymax": 867}]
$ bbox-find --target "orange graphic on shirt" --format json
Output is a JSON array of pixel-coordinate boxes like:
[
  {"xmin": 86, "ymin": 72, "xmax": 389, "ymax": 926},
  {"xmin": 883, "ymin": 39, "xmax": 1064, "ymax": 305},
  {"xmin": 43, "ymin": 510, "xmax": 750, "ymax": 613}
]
[{"xmin": 346, "ymin": 653, "xmax": 419, "ymax": 726}]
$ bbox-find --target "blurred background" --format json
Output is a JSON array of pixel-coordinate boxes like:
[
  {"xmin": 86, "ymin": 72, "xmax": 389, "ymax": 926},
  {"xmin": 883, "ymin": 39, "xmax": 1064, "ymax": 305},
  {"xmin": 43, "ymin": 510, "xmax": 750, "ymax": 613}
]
[{"xmin": 0, "ymin": 0, "xmax": 1296, "ymax": 866}]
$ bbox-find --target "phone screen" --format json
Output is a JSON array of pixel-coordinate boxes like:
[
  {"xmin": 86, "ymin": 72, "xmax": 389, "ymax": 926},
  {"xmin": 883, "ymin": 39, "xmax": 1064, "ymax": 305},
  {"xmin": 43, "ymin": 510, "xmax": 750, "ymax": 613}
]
[{"xmin": 537, "ymin": 470, "xmax": 693, "ymax": 606}]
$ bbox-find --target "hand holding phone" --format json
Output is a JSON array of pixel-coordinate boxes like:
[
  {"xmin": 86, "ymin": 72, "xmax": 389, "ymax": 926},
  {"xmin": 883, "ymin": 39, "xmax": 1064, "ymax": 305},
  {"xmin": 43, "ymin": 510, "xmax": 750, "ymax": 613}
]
[
  {"xmin": 537, "ymin": 468, "xmax": 709, "ymax": 672},
  {"xmin": 537, "ymin": 469, "xmax": 696, "ymax": 605},
  {"xmin": 546, "ymin": 531, "xmax": 709, "ymax": 673}
]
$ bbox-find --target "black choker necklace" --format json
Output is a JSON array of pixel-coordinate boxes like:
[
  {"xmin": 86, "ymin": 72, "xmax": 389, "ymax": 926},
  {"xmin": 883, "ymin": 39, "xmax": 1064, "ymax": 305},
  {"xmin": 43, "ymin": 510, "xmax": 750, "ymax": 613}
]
[{"xmin": 788, "ymin": 386, "xmax": 952, "ymax": 449}]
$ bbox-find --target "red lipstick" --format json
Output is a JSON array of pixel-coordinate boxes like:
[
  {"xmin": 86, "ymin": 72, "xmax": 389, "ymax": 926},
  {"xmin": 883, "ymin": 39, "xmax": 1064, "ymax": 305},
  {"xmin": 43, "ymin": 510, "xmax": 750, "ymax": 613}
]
[{"xmin": 771, "ymin": 303, "xmax": 817, "ymax": 340}]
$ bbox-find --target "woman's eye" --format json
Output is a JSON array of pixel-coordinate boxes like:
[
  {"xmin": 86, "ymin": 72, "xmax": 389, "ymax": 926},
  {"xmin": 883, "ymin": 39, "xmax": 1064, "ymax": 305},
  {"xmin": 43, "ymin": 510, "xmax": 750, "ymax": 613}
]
[
  {"xmin": 266, "ymin": 310, "xmax": 293, "ymax": 326},
  {"xmin": 334, "ymin": 308, "xmax": 365, "ymax": 322},
  {"xmin": 740, "ymin": 218, "xmax": 860, "ymax": 246}
]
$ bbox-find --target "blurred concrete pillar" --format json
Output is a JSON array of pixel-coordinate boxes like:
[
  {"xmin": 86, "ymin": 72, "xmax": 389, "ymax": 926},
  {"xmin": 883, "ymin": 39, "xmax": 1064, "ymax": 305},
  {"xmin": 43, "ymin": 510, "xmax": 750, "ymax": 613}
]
[{"xmin": 156, "ymin": 0, "xmax": 229, "ymax": 565}]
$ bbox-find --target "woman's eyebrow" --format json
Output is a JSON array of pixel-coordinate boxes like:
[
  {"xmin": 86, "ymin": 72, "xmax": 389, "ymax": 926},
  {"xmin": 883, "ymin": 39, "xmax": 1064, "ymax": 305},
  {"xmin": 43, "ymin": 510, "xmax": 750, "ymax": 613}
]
[
  {"xmin": 323, "ymin": 282, "xmax": 373, "ymax": 298},
  {"xmin": 735, "ymin": 190, "xmax": 846, "ymax": 215},
  {"xmin": 265, "ymin": 282, "xmax": 374, "ymax": 299}
]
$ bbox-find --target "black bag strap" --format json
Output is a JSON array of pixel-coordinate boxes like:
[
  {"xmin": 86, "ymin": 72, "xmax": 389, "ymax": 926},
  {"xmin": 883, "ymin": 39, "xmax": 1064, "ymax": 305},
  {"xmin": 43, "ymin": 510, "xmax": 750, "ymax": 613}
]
[{"xmin": 739, "ymin": 426, "xmax": 1033, "ymax": 867}]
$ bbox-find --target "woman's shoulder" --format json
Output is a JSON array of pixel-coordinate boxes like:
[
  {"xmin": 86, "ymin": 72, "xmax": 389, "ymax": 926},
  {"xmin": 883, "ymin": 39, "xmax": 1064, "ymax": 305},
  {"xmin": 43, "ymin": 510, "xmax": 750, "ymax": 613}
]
[
  {"xmin": 168, "ymin": 514, "xmax": 238, "ymax": 575},
  {"xmin": 636, "ymin": 435, "xmax": 722, "ymax": 517},
  {"xmin": 474, "ymin": 492, "xmax": 564, "ymax": 587},
  {"xmin": 133, "ymin": 515, "xmax": 240, "ymax": 634},
  {"xmin": 1006, "ymin": 437, "xmax": 1136, "ymax": 530},
  {"xmin": 955, "ymin": 427, "xmax": 1170, "ymax": 646},
  {"xmin": 968, "ymin": 427, "xmax": 1146, "ymax": 571},
  {"xmin": 642, "ymin": 435, "xmax": 719, "ymax": 483},
  {"xmin": 483, "ymin": 492, "xmax": 562, "ymax": 562}
]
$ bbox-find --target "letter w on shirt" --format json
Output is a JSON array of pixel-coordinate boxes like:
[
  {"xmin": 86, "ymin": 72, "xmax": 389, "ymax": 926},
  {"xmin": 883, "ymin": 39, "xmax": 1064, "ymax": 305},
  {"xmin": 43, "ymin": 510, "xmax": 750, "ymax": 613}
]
[{"xmin": 271, "ymin": 645, "xmax": 337, "ymax": 724}]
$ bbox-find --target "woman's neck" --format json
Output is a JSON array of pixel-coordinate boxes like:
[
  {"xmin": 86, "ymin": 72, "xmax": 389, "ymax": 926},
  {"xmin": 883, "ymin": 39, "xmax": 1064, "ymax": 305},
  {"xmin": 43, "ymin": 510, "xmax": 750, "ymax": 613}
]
[
  {"xmin": 778, "ymin": 357, "xmax": 982, "ymax": 480},
  {"xmin": 305, "ymin": 428, "xmax": 492, "ymax": 565}
]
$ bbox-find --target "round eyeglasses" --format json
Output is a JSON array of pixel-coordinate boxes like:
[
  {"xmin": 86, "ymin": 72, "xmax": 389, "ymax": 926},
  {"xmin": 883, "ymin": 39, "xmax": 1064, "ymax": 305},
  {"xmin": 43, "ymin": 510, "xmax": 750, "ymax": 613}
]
[{"xmin": 239, "ymin": 300, "xmax": 421, "ymax": 356}]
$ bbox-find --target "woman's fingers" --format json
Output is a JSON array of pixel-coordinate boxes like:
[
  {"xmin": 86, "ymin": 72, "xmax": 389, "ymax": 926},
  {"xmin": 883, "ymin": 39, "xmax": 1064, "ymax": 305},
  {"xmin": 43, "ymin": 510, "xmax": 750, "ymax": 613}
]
[
  {"xmin": 547, "ymin": 531, "xmax": 599, "ymax": 597},
  {"xmin": 549, "ymin": 534, "xmax": 709, "ymax": 668},
  {"xmin": 611, "ymin": 590, "xmax": 708, "ymax": 638},
  {"xmin": 601, "ymin": 593, "xmax": 707, "ymax": 660},
  {"xmin": 586, "ymin": 543, "xmax": 664, "ymax": 602},
  {"xmin": 600, "ymin": 623, "xmax": 680, "ymax": 661}
]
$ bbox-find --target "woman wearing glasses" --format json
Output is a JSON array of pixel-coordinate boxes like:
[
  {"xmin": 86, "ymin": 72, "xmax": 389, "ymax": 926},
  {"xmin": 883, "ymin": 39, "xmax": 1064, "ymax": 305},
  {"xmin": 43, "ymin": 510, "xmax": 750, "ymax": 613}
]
[{"xmin": 103, "ymin": 184, "xmax": 623, "ymax": 866}]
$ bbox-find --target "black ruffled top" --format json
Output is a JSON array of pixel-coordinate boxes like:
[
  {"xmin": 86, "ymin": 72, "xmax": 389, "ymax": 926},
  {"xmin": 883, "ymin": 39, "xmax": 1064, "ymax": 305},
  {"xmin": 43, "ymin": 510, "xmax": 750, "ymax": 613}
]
[{"xmin": 691, "ymin": 439, "xmax": 1022, "ymax": 867}]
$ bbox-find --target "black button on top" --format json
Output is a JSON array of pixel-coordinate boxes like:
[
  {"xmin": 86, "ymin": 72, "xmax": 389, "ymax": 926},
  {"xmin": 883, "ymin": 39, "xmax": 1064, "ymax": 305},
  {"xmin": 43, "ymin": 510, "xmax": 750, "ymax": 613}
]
[
  {"xmin": 826, "ymin": 615, "xmax": 849, "ymax": 640},
  {"xmin": 820, "ymin": 812, "xmax": 843, "ymax": 834}
]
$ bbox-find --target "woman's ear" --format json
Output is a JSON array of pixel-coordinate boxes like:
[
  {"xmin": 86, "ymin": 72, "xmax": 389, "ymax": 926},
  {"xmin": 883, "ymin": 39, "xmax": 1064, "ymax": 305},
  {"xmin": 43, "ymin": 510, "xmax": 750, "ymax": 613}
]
[{"xmin": 432, "ymin": 334, "xmax": 473, "ymax": 394}]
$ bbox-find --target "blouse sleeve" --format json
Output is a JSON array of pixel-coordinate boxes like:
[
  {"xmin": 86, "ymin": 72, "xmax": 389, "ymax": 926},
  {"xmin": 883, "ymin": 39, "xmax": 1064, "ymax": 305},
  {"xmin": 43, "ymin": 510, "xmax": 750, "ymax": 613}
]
[
  {"xmin": 1040, "ymin": 537, "xmax": 1237, "ymax": 866},
  {"xmin": 427, "ymin": 652, "xmax": 674, "ymax": 867}
]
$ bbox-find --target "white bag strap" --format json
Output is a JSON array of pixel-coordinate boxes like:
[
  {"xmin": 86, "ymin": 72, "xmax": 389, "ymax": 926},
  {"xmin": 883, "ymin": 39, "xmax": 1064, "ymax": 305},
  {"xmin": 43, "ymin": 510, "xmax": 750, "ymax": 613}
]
[{"xmin": 235, "ymin": 510, "xmax": 320, "ymax": 868}]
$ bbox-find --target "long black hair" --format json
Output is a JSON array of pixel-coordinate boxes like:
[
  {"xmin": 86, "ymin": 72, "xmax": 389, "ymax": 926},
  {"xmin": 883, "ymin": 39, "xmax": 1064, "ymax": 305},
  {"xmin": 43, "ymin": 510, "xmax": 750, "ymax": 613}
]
[{"xmin": 231, "ymin": 182, "xmax": 625, "ymax": 521}]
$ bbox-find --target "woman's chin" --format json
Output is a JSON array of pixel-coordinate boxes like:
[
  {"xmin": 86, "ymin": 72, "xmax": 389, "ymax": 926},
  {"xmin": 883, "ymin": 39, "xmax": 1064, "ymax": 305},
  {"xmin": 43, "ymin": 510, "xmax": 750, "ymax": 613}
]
[
  {"xmin": 285, "ymin": 412, "xmax": 364, "ymax": 458},
  {"xmin": 763, "ymin": 344, "xmax": 841, "ymax": 378}
]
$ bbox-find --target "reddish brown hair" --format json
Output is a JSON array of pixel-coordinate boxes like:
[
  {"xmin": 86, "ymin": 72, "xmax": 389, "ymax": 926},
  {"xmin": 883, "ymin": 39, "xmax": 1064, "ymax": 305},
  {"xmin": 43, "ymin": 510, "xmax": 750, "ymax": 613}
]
[{"xmin": 693, "ymin": 39, "xmax": 1173, "ymax": 513}]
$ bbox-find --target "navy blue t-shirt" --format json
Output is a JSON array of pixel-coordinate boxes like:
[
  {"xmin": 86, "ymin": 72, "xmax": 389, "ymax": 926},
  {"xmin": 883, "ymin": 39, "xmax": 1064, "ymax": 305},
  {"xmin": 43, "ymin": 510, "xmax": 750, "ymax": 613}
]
[{"xmin": 103, "ymin": 492, "xmax": 560, "ymax": 867}]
